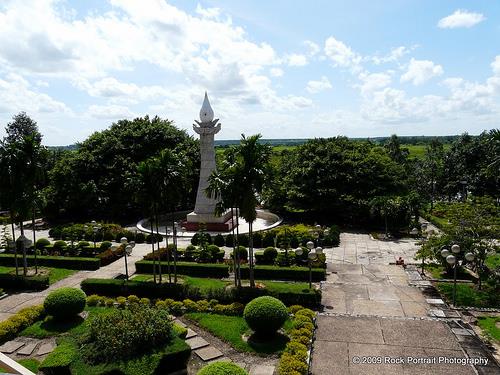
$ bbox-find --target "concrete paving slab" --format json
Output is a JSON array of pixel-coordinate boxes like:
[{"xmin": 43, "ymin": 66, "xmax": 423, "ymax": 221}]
[
  {"xmin": 186, "ymin": 336, "xmax": 209, "ymax": 350},
  {"xmin": 428, "ymin": 309, "xmax": 446, "ymax": 318},
  {"xmin": 451, "ymin": 328, "xmax": 474, "ymax": 336},
  {"xmin": 426, "ymin": 298, "xmax": 445, "ymax": 305},
  {"xmin": 17, "ymin": 342, "xmax": 37, "ymax": 356},
  {"xmin": 311, "ymin": 341, "xmax": 348, "ymax": 375},
  {"xmin": 195, "ymin": 346, "xmax": 223, "ymax": 361},
  {"xmin": 351, "ymin": 299, "xmax": 405, "ymax": 317},
  {"xmin": 0, "ymin": 340, "xmax": 24, "ymax": 354},
  {"xmin": 401, "ymin": 301, "xmax": 429, "ymax": 317},
  {"xmin": 379, "ymin": 319, "xmax": 461, "ymax": 350},
  {"xmin": 315, "ymin": 316, "xmax": 384, "ymax": 344},
  {"xmin": 348, "ymin": 342, "xmax": 404, "ymax": 375},
  {"xmin": 37, "ymin": 342, "xmax": 55, "ymax": 355},
  {"xmin": 249, "ymin": 364, "xmax": 275, "ymax": 375},
  {"xmin": 342, "ymin": 284, "xmax": 369, "ymax": 299},
  {"xmin": 186, "ymin": 328, "xmax": 197, "ymax": 339},
  {"xmin": 367, "ymin": 285, "xmax": 400, "ymax": 301}
]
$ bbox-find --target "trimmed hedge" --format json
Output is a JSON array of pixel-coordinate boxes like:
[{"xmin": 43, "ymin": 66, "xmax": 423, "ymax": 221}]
[
  {"xmin": 44, "ymin": 288, "xmax": 86, "ymax": 320},
  {"xmin": 80, "ymin": 278, "xmax": 321, "ymax": 307},
  {"xmin": 0, "ymin": 273, "xmax": 49, "ymax": 291},
  {"xmin": 239, "ymin": 265, "xmax": 326, "ymax": 281},
  {"xmin": 0, "ymin": 254, "xmax": 100, "ymax": 270},
  {"xmin": 39, "ymin": 341, "xmax": 76, "ymax": 375},
  {"xmin": 135, "ymin": 261, "xmax": 229, "ymax": 278},
  {"xmin": 198, "ymin": 362, "xmax": 248, "ymax": 375},
  {"xmin": 0, "ymin": 305, "xmax": 45, "ymax": 344}
]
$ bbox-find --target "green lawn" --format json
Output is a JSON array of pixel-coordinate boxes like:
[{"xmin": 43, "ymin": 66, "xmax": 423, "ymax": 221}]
[
  {"xmin": 185, "ymin": 313, "xmax": 291, "ymax": 355},
  {"xmin": 425, "ymin": 263, "xmax": 475, "ymax": 281},
  {"xmin": 435, "ymin": 282, "xmax": 498, "ymax": 308},
  {"xmin": 21, "ymin": 315, "xmax": 85, "ymax": 338},
  {"xmin": 477, "ymin": 316, "xmax": 500, "ymax": 343},
  {"xmin": 0, "ymin": 266, "xmax": 76, "ymax": 284},
  {"xmin": 261, "ymin": 280, "xmax": 311, "ymax": 293},
  {"xmin": 485, "ymin": 254, "xmax": 500, "ymax": 270},
  {"xmin": 17, "ymin": 358, "xmax": 40, "ymax": 373},
  {"xmin": 131, "ymin": 274, "xmax": 229, "ymax": 292}
]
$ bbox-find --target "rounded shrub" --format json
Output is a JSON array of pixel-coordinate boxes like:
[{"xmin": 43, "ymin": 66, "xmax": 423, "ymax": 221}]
[
  {"xmin": 77, "ymin": 241, "xmax": 90, "ymax": 248},
  {"xmin": 213, "ymin": 234, "xmax": 225, "ymax": 247},
  {"xmin": 44, "ymin": 287, "xmax": 86, "ymax": 320},
  {"xmin": 100, "ymin": 241, "xmax": 112, "ymax": 251},
  {"xmin": 53, "ymin": 240, "xmax": 67, "ymax": 251},
  {"xmin": 35, "ymin": 238, "xmax": 51, "ymax": 250},
  {"xmin": 243, "ymin": 296, "xmax": 288, "ymax": 335},
  {"xmin": 263, "ymin": 247, "xmax": 278, "ymax": 262},
  {"xmin": 135, "ymin": 232, "xmax": 145, "ymax": 244},
  {"xmin": 231, "ymin": 246, "xmax": 248, "ymax": 261},
  {"xmin": 197, "ymin": 362, "xmax": 248, "ymax": 375}
]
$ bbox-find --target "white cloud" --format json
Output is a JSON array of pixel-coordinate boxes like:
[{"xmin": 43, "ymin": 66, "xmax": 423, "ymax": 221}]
[
  {"xmin": 324, "ymin": 37, "xmax": 361, "ymax": 69},
  {"xmin": 438, "ymin": 9, "xmax": 485, "ymax": 29},
  {"xmin": 0, "ymin": 73, "xmax": 69, "ymax": 114},
  {"xmin": 492, "ymin": 56, "xmax": 500, "ymax": 76},
  {"xmin": 270, "ymin": 68, "xmax": 284, "ymax": 77},
  {"xmin": 304, "ymin": 40, "xmax": 320, "ymax": 56},
  {"xmin": 286, "ymin": 54, "xmax": 308, "ymax": 67},
  {"xmin": 371, "ymin": 46, "xmax": 413, "ymax": 65},
  {"xmin": 357, "ymin": 72, "xmax": 392, "ymax": 95},
  {"xmin": 87, "ymin": 104, "xmax": 135, "ymax": 119},
  {"xmin": 401, "ymin": 58, "xmax": 443, "ymax": 85},
  {"xmin": 306, "ymin": 76, "xmax": 332, "ymax": 94},
  {"xmin": 195, "ymin": 4, "xmax": 220, "ymax": 19}
]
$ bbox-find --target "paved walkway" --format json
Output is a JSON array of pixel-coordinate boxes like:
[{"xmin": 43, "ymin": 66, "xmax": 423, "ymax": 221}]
[{"xmin": 312, "ymin": 232, "xmax": 500, "ymax": 375}]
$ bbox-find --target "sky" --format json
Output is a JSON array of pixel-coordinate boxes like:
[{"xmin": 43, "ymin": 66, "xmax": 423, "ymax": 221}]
[{"xmin": 0, "ymin": 0, "xmax": 499, "ymax": 145}]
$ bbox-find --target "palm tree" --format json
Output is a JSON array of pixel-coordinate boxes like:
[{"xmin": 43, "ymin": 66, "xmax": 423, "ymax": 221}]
[
  {"xmin": 233, "ymin": 135, "xmax": 271, "ymax": 288},
  {"xmin": 206, "ymin": 147, "xmax": 243, "ymax": 287}
]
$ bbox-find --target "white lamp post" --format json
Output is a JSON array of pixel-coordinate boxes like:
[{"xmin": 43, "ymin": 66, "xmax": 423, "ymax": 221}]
[
  {"xmin": 441, "ymin": 244, "xmax": 474, "ymax": 306},
  {"xmin": 120, "ymin": 237, "xmax": 135, "ymax": 281}
]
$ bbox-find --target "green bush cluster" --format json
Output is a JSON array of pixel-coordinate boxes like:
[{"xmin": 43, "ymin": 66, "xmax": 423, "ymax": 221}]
[
  {"xmin": 278, "ymin": 307, "xmax": 316, "ymax": 375},
  {"xmin": 39, "ymin": 342, "xmax": 76, "ymax": 375},
  {"xmin": 83, "ymin": 304, "xmax": 174, "ymax": 363},
  {"xmin": 81, "ymin": 277, "xmax": 321, "ymax": 307},
  {"xmin": 35, "ymin": 238, "xmax": 51, "ymax": 250},
  {"xmin": 0, "ymin": 253, "xmax": 100, "ymax": 270},
  {"xmin": 86, "ymin": 294, "xmax": 245, "ymax": 317},
  {"xmin": 197, "ymin": 362, "xmax": 248, "ymax": 375},
  {"xmin": 44, "ymin": 288, "xmax": 86, "ymax": 320},
  {"xmin": 0, "ymin": 305, "xmax": 45, "ymax": 343},
  {"xmin": 96, "ymin": 244, "xmax": 124, "ymax": 266},
  {"xmin": 243, "ymin": 296, "xmax": 288, "ymax": 335}
]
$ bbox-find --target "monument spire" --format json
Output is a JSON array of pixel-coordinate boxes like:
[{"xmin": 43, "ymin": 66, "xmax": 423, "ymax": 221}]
[{"xmin": 185, "ymin": 92, "xmax": 233, "ymax": 231}]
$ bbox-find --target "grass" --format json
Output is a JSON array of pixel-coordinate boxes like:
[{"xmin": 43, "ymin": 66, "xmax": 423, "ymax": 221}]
[
  {"xmin": 21, "ymin": 315, "xmax": 85, "ymax": 338},
  {"xmin": 131, "ymin": 274, "xmax": 229, "ymax": 293},
  {"xmin": 262, "ymin": 280, "xmax": 311, "ymax": 293},
  {"xmin": 185, "ymin": 312, "xmax": 291, "ymax": 355},
  {"xmin": 425, "ymin": 263, "xmax": 475, "ymax": 281},
  {"xmin": 477, "ymin": 316, "xmax": 500, "ymax": 343},
  {"xmin": 435, "ymin": 282, "xmax": 497, "ymax": 308},
  {"xmin": 485, "ymin": 253, "xmax": 500, "ymax": 270},
  {"xmin": 0, "ymin": 266, "xmax": 76, "ymax": 284},
  {"xmin": 17, "ymin": 358, "xmax": 40, "ymax": 373}
]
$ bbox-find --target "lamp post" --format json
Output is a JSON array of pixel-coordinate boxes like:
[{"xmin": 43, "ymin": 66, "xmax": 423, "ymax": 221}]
[
  {"xmin": 91, "ymin": 220, "xmax": 101, "ymax": 250},
  {"xmin": 412, "ymin": 222, "xmax": 429, "ymax": 275},
  {"xmin": 296, "ymin": 241, "xmax": 322, "ymax": 289},
  {"xmin": 119, "ymin": 237, "xmax": 135, "ymax": 281},
  {"xmin": 16, "ymin": 234, "xmax": 32, "ymax": 276},
  {"xmin": 441, "ymin": 244, "xmax": 474, "ymax": 306}
]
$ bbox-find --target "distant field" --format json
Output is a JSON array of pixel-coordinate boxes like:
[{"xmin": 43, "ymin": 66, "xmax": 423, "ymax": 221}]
[{"xmin": 216, "ymin": 143, "xmax": 452, "ymax": 163}]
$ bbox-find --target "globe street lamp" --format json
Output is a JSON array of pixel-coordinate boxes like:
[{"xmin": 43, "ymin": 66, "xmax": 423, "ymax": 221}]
[
  {"xmin": 441, "ymin": 244, "xmax": 475, "ymax": 306},
  {"xmin": 296, "ymin": 243, "xmax": 322, "ymax": 289},
  {"xmin": 119, "ymin": 237, "xmax": 135, "ymax": 281}
]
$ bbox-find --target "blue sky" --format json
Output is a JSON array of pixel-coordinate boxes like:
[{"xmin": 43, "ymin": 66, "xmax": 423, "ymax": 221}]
[{"xmin": 0, "ymin": 0, "xmax": 499, "ymax": 145}]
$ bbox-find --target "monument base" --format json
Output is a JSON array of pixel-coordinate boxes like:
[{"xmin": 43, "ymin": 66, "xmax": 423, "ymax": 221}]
[{"xmin": 184, "ymin": 210, "xmax": 235, "ymax": 232}]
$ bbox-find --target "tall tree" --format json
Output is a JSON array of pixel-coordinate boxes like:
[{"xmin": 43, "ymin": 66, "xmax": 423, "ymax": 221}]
[{"xmin": 235, "ymin": 134, "xmax": 271, "ymax": 288}]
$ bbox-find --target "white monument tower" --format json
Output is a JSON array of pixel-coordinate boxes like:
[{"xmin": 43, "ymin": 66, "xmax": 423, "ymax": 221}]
[{"xmin": 185, "ymin": 93, "xmax": 233, "ymax": 231}]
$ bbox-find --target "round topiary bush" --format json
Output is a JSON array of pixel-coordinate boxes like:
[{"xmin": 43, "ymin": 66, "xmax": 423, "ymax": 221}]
[
  {"xmin": 35, "ymin": 238, "xmax": 51, "ymax": 250},
  {"xmin": 44, "ymin": 287, "xmax": 86, "ymax": 320},
  {"xmin": 197, "ymin": 362, "xmax": 248, "ymax": 375},
  {"xmin": 243, "ymin": 296, "xmax": 288, "ymax": 335},
  {"xmin": 53, "ymin": 240, "xmax": 67, "ymax": 251},
  {"xmin": 263, "ymin": 247, "xmax": 278, "ymax": 262}
]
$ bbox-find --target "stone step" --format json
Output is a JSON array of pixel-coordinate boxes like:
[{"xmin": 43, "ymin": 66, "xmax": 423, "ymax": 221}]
[
  {"xmin": 185, "ymin": 336, "xmax": 209, "ymax": 350},
  {"xmin": 186, "ymin": 328, "xmax": 197, "ymax": 339},
  {"xmin": 195, "ymin": 346, "xmax": 223, "ymax": 361},
  {"xmin": 37, "ymin": 342, "xmax": 55, "ymax": 356},
  {"xmin": 0, "ymin": 341, "xmax": 24, "ymax": 354},
  {"xmin": 17, "ymin": 342, "xmax": 37, "ymax": 356}
]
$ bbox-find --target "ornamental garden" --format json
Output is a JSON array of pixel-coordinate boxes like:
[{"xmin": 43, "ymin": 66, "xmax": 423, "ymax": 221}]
[{"xmin": 0, "ymin": 112, "xmax": 498, "ymax": 374}]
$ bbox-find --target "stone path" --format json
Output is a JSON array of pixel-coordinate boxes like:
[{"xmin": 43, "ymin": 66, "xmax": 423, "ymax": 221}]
[
  {"xmin": 312, "ymin": 232, "xmax": 500, "ymax": 375},
  {"xmin": 177, "ymin": 317, "xmax": 277, "ymax": 375},
  {"xmin": 0, "ymin": 337, "xmax": 56, "ymax": 359}
]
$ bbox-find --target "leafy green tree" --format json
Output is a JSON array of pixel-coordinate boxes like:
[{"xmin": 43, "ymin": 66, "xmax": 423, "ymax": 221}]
[
  {"xmin": 384, "ymin": 134, "xmax": 409, "ymax": 164},
  {"xmin": 45, "ymin": 116, "xmax": 199, "ymax": 220}
]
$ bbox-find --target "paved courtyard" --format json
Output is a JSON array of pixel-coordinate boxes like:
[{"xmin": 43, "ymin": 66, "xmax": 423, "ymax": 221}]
[{"xmin": 312, "ymin": 232, "xmax": 499, "ymax": 375}]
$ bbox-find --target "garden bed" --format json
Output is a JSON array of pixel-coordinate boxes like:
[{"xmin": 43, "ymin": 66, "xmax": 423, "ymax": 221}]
[{"xmin": 0, "ymin": 254, "xmax": 100, "ymax": 270}]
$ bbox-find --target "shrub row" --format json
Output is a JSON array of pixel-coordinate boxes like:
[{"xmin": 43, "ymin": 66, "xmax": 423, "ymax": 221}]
[
  {"xmin": 0, "ymin": 305, "xmax": 45, "ymax": 343},
  {"xmin": 86, "ymin": 294, "xmax": 246, "ymax": 317},
  {"xmin": 0, "ymin": 254, "xmax": 100, "ymax": 270},
  {"xmin": 80, "ymin": 278, "xmax": 321, "ymax": 307},
  {"xmin": 0, "ymin": 274, "xmax": 49, "ymax": 291},
  {"xmin": 278, "ymin": 307, "xmax": 316, "ymax": 375},
  {"xmin": 135, "ymin": 261, "xmax": 230, "ymax": 278},
  {"xmin": 239, "ymin": 265, "xmax": 326, "ymax": 281}
]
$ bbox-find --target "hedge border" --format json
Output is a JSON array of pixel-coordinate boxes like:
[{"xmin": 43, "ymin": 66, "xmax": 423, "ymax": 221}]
[
  {"xmin": 135, "ymin": 261, "xmax": 229, "ymax": 278},
  {"xmin": 0, "ymin": 274, "xmax": 49, "ymax": 291},
  {"xmin": 239, "ymin": 265, "xmax": 326, "ymax": 281},
  {"xmin": 0, "ymin": 254, "xmax": 100, "ymax": 270}
]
